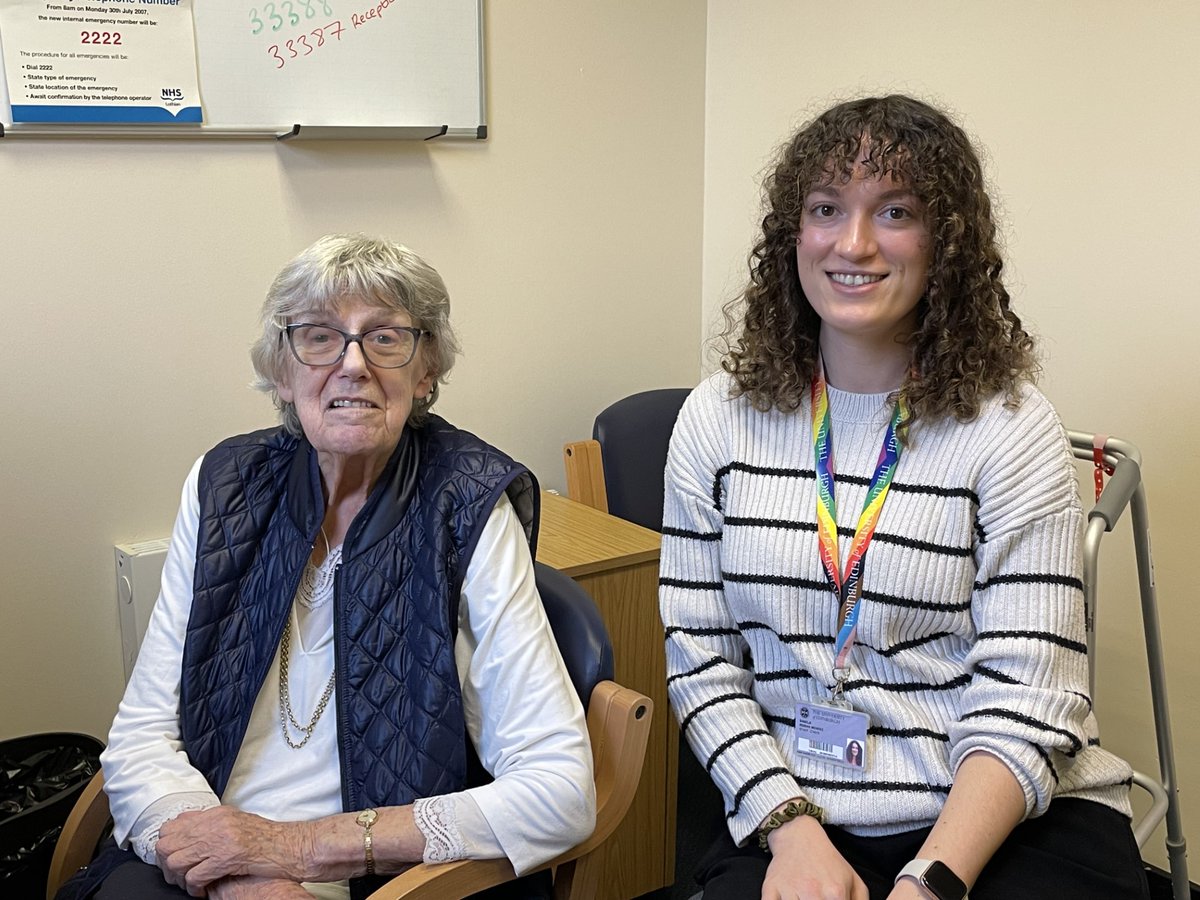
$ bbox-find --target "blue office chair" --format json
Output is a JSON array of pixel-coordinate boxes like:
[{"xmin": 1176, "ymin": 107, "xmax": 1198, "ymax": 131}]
[
  {"xmin": 564, "ymin": 388, "xmax": 692, "ymax": 532},
  {"xmin": 564, "ymin": 387, "xmax": 724, "ymax": 899},
  {"xmin": 47, "ymin": 563, "xmax": 652, "ymax": 900}
]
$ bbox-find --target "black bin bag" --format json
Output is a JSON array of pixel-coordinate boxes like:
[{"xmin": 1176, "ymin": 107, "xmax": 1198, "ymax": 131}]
[{"xmin": 0, "ymin": 733, "xmax": 103, "ymax": 897}]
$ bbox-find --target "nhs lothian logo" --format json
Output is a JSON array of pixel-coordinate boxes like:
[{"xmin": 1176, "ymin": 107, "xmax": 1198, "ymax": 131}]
[{"xmin": 161, "ymin": 87, "xmax": 183, "ymax": 102}]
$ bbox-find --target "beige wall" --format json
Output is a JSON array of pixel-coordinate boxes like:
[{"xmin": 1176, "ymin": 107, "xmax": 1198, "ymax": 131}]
[
  {"xmin": 5, "ymin": 0, "xmax": 1195, "ymax": 877},
  {"xmin": 0, "ymin": 2, "xmax": 706, "ymax": 739},
  {"xmin": 704, "ymin": 0, "xmax": 1199, "ymax": 870}
]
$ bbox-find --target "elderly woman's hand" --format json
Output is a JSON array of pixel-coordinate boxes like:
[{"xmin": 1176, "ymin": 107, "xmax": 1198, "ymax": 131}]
[{"xmin": 156, "ymin": 806, "xmax": 317, "ymax": 896}]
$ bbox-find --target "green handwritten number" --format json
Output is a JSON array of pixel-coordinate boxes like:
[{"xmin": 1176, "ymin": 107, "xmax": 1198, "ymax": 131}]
[
  {"xmin": 267, "ymin": 44, "xmax": 285, "ymax": 68},
  {"xmin": 264, "ymin": 2, "xmax": 283, "ymax": 31},
  {"xmin": 249, "ymin": 7, "xmax": 263, "ymax": 34},
  {"xmin": 282, "ymin": 1, "xmax": 299, "ymax": 25},
  {"xmin": 301, "ymin": 0, "xmax": 315, "ymax": 18},
  {"xmin": 319, "ymin": 0, "xmax": 332, "ymax": 16}
]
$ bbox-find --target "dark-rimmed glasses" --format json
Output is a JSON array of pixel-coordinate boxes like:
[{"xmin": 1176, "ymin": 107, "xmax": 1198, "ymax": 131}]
[{"xmin": 284, "ymin": 324, "xmax": 429, "ymax": 369}]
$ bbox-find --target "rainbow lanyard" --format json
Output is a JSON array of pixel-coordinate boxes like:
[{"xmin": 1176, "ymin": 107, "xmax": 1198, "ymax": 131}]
[{"xmin": 811, "ymin": 362, "xmax": 907, "ymax": 700}]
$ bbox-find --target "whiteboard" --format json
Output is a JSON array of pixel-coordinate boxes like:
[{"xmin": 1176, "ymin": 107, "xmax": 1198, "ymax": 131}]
[
  {"xmin": 194, "ymin": 0, "xmax": 483, "ymax": 131},
  {"xmin": 1, "ymin": 0, "xmax": 485, "ymax": 136}
]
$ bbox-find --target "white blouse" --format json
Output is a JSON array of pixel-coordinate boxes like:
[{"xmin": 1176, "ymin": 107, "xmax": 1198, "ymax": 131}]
[{"xmin": 101, "ymin": 456, "xmax": 595, "ymax": 896}]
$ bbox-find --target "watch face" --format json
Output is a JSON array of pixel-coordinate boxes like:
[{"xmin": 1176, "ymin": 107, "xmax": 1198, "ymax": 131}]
[{"xmin": 922, "ymin": 860, "xmax": 966, "ymax": 899}]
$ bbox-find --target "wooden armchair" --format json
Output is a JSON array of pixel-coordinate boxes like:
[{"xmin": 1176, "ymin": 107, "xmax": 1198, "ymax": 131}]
[{"xmin": 47, "ymin": 564, "xmax": 652, "ymax": 900}]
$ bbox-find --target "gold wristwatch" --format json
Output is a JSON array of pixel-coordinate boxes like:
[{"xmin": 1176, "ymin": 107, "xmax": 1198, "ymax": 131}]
[{"xmin": 355, "ymin": 808, "xmax": 378, "ymax": 875}]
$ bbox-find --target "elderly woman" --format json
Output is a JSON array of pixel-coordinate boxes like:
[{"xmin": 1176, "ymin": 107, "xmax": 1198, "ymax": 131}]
[
  {"xmin": 659, "ymin": 97, "xmax": 1148, "ymax": 899},
  {"xmin": 63, "ymin": 235, "xmax": 594, "ymax": 900}
]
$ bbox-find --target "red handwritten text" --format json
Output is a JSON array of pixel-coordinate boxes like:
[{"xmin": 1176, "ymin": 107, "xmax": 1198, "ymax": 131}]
[
  {"xmin": 351, "ymin": 0, "xmax": 393, "ymax": 29},
  {"xmin": 267, "ymin": 19, "xmax": 343, "ymax": 70}
]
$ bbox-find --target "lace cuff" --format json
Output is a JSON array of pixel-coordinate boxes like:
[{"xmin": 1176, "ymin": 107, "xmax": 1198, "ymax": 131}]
[
  {"xmin": 129, "ymin": 792, "xmax": 221, "ymax": 864},
  {"xmin": 413, "ymin": 796, "xmax": 468, "ymax": 864}
]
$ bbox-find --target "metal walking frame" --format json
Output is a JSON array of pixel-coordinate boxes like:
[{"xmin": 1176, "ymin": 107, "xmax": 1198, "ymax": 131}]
[{"xmin": 1070, "ymin": 430, "xmax": 1188, "ymax": 899}]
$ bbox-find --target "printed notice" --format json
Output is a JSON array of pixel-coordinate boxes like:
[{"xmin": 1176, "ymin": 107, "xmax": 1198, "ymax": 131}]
[{"xmin": 0, "ymin": 0, "xmax": 201, "ymax": 123}]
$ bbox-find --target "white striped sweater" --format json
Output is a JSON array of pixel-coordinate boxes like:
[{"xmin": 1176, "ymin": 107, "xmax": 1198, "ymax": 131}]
[{"xmin": 659, "ymin": 372, "xmax": 1133, "ymax": 846}]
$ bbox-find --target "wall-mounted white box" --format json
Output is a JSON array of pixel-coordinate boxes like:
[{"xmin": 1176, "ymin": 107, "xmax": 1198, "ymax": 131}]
[{"xmin": 114, "ymin": 540, "xmax": 170, "ymax": 682}]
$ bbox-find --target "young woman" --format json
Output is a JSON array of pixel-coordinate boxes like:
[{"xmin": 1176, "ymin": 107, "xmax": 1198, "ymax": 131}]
[{"xmin": 659, "ymin": 96, "xmax": 1148, "ymax": 900}]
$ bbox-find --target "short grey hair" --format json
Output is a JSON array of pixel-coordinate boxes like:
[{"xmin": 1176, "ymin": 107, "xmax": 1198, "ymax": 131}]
[{"xmin": 250, "ymin": 234, "xmax": 461, "ymax": 435}]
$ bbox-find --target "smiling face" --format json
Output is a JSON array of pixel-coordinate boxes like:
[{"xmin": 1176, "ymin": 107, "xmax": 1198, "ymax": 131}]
[
  {"xmin": 276, "ymin": 296, "xmax": 433, "ymax": 480},
  {"xmin": 795, "ymin": 169, "xmax": 932, "ymax": 358}
]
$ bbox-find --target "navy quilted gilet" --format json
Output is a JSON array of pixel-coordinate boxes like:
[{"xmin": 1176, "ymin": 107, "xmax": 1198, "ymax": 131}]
[{"xmin": 179, "ymin": 417, "xmax": 538, "ymax": 894}]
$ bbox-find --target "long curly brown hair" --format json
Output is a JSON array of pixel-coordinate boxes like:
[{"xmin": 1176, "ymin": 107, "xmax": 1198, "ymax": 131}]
[{"xmin": 721, "ymin": 95, "xmax": 1036, "ymax": 430}]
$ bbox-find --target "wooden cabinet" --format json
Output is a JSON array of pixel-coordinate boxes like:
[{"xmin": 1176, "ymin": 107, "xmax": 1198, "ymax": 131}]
[{"xmin": 537, "ymin": 492, "xmax": 673, "ymax": 900}]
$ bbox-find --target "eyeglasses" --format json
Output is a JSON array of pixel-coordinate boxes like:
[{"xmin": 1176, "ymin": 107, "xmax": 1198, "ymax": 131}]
[{"xmin": 284, "ymin": 323, "xmax": 429, "ymax": 369}]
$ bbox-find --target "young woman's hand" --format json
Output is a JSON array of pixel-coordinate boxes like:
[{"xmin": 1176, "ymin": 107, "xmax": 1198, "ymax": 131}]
[{"xmin": 761, "ymin": 814, "xmax": 868, "ymax": 900}]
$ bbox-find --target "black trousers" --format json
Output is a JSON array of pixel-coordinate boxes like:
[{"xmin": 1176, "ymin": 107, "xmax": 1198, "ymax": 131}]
[
  {"xmin": 695, "ymin": 799, "xmax": 1150, "ymax": 900},
  {"xmin": 93, "ymin": 858, "xmax": 553, "ymax": 900}
]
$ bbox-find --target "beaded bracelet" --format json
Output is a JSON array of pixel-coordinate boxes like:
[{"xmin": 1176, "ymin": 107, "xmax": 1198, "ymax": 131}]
[{"xmin": 757, "ymin": 799, "xmax": 827, "ymax": 851}]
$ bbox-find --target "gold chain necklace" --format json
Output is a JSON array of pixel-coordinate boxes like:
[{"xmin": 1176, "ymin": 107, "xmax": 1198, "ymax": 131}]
[
  {"xmin": 278, "ymin": 618, "xmax": 337, "ymax": 749},
  {"xmin": 278, "ymin": 528, "xmax": 337, "ymax": 750}
]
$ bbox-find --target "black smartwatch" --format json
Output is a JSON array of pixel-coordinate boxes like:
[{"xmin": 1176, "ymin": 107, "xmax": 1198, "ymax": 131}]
[{"xmin": 895, "ymin": 859, "xmax": 968, "ymax": 900}]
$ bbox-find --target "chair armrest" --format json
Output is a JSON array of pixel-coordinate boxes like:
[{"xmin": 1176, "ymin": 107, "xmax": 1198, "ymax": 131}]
[
  {"xmin": 563, "ymin": 440, "xmax": 608, "ymax": 513},
  {"xmin": 366, "ymin": 857, "xmax": 520, "ymax": 900},
  {"xmin": 46, "ymin": 771, "xmax": 111, "ymax": 900},
  {"xmin": 369, "ymin": 680, "xmax": 652, "ymax": 900}
]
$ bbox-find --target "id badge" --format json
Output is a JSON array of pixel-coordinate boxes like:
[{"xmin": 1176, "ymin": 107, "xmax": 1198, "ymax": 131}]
[{"xmin": 794, "ymin": 701, "xmax": 869, "ymax": 770}]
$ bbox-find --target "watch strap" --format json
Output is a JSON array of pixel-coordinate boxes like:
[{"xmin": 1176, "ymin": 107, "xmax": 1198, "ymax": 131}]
[
  {"xmin": 895, "ymin": 859, "xmax": 968, "ymax": 900},
  {"xmin": 355, "ymin": 808, "xmax": 378, "ymax": 876}
]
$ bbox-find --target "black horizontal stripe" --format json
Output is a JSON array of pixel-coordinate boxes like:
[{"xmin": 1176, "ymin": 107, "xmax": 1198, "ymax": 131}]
[
  {"xmin": 680, "ymin": 692, "xmax": 755, "ymax": 735},
  {"xmin": 873, "ymin": 631, "xmax": 955, "ymax": 657},
  {"xmin": 722, "ymin": 570, "xmax": 828, "ymax": 591},
  {"xmin": 869, "ymin": 725, "xmax": 950, "ymax": 741},
  {"xmin": 974, "ymin": 572, "xmax": 1084, "ymax": 593},
  {"xmin": 861, "ymin": 589, "xmax": 972, "ymax": 613},
  {"xmin": 754, "ymin": 667, "xmax": 814, "ymax": 682},
  {"xmin": 1032, "ymin": 743, "xmax": 1059, "ymax": 784},
  {"xmin": 738, "ymin": 619, "xmax": 776, "ymax": 632},
  {"xmin": 875, "ymin": 531, "xmax": 973, "ymax": 557},
  {"xmin": 727, "ymin": 766, "xmax": 793, "ymax": 818},
  {"xmin": 974, "ymin": 663, "xmax": 1022, "ymax": 685},
  {"xmin": 668, "ymin": 656, "xmax": 725, "ymax": 684},
  {"xmin": 976, "ymin": 630, "xmax": 1087, "ymax": 654},
  {"xmin": 1068, "ymin": 691, "xmax": 1093, "ymax": 710},
  {"xmin": 660, "ymin": 576, "xmax": 723, "ymax": 591},
  {"xmin": 739, "ymin": 620, "xmax": 835, "ymax": 646},
  {"xmin": 724, "ymin": 516, "xmax": 972, "ymax": 558},
  {"xmin": 763, "ymin": 713, "xmax": 950, "ymax": 743},
  {"xmin": 1087, "ymin": 736, "xmax": 1101, "ymax": 747},
  {"xmin": 722, "ymin": 572, "xmax": 971, "ymax": 614},
  {"xmin": 844, "ymin": 673, "xmax": 972, "ymax": 693},
  {"xmin": 960, "ymin": 707, "xmax": 1083, "ymax": 753},
  {"xmin": 890, "ymin": 482, "xmax": 979, "ymax": 504},
  {"xmin": 724, "ymin": 515, "xmax": 817, "ymax": 531},
  {"xmin": 665, "ymin": 625, "xmax": 740, "ymax": 638},
  {"xmin": 705, "ymin": 729, "xmax": 771, "ymax": 771},
  {"xmin": 779, "ymin": 632, "xmax": 836, "ymax": 646},
  {"xmin": 796, "ymin": 778, "xmax": 952, "ymax": 795},
  {"xmin": 662, "ymin": 526, "xmax": 722, "ymax": 542},
  {"xmin": 712, "ymin": 460, "xmax": 978, "ymax": 510}
]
